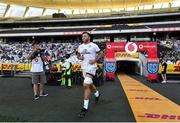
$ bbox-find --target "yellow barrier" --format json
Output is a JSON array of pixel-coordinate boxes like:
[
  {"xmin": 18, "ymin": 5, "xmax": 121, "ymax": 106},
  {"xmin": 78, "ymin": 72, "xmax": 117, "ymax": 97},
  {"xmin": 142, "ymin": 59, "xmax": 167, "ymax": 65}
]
[
  {"xmin": 1, "ymin": 63, "xmax": 179, "ymax": 74},
  {"xmin": 0, "ymin": 63, "xmax": 83, "ymax": 72},
  {"xmin": 159, "ymin": 64, "xmax": 180, "ymax": 74},
  {"xmin": 0, "ymin": 63, "xmax": 31, "ymax": 71}
]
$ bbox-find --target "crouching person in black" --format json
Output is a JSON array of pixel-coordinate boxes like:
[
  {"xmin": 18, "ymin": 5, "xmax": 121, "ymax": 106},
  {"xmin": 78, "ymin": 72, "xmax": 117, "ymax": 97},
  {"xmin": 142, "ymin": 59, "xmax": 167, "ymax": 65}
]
[
  {"xmin": 28, "ymin": 44, "xmax": 49, "ymax": 100},
  {"xmin": 93, "ymin": 64, "xmax": 103, "ymax": 87}
]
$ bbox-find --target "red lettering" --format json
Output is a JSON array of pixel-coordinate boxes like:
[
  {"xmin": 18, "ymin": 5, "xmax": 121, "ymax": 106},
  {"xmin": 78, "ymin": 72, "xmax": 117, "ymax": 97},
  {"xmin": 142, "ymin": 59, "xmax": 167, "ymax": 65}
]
[
  {"xmin": 129, "ymin": 89, "xmax": 148, "ymax": 92},
  {"xmin": 2, "ymin": 64, "xmax": 18, "ymax": 70},
  {"xmin": 135, "ymin": 97, "xmax": 144, "ymax": 99},
  {"xmin": 139, "ymin": 113, "xmax": 180, "ymax": 120},
  {"xmin": 161, "ymin": 115, "xmax": 176, "ymax": 119},
  {"xmin": 145, "ymin": 113, "xmax": 160, "ymax": 119},
  {"xmin": 115, "ymin": 53, "xmax": 120, "ymax": 57},
  {"xmin": 154, "ymin": 98, "xmax": 160, "ymax": 100},
  {"xmin": 174, "ymin": 66, "xmax": 180, "ymax": 72},
  {"xmin": 145, "ymin": 97, "xmax": 152, "ymax": 100},
  {"xmin": 122, "ymin": 53, "xmax": 126, "ymax": 57},
  {"xmin": 134, "ymin": 97, "xmax": 161, "ymax": 100}
]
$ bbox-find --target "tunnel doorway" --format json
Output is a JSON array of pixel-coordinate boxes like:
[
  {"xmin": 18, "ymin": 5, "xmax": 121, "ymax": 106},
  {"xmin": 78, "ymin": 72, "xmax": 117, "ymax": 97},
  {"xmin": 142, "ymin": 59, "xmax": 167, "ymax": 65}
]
[{"xmin": 116, "ymin": 61, "xmax": 138, "ymax": 74}]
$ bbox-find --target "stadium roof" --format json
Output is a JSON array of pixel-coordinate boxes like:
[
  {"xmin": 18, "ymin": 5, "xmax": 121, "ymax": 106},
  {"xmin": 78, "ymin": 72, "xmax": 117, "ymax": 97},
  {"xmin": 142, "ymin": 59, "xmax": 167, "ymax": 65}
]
[{"xmin": 0, "ymin": 0, "xmax": 180, "ymax": 17}]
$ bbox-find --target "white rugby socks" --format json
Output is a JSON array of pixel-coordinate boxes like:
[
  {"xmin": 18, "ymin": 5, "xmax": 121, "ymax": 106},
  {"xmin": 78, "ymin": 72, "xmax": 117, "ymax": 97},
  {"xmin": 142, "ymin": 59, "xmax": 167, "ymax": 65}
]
[
  {"xmin": 94, "ymin": 90, "xmax": 99, "ymax": 97},
  {"xmin": 83, "ymin": 100, "xmax": 89, "ymax": 109}
]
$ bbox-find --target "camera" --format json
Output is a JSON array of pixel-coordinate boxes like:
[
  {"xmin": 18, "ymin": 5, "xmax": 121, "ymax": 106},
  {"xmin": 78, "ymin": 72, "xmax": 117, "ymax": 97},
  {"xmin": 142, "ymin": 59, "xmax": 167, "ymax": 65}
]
[
  {"xmin": 36, "ymin": 48, "xmax": 45, "ymax": 55},
  {"xmin": 32, "ymin": 48, "xmax": 45, "ymax": 59}
]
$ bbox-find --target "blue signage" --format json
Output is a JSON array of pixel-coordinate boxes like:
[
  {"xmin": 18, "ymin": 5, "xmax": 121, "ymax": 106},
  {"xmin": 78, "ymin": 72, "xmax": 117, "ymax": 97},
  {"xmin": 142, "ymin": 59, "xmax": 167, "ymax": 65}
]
[
  {"xmin": 147, "ymin": 62, "xmax": 159, "ymax": 74},
  {"xmin": 105, "ymin": 62, "xmax": 116, "ymax": 73}
]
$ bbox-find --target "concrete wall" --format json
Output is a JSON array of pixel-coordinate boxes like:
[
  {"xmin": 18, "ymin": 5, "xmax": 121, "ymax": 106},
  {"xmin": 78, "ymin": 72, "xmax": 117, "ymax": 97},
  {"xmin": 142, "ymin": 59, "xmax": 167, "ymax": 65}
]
[{"xmin": 139, "ymin": 53, "xmax": 148, "ymax": 77}]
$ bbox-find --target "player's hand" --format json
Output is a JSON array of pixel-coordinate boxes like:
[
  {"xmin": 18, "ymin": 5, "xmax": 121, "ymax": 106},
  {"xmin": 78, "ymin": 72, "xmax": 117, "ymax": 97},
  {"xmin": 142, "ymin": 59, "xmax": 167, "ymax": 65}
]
[
  {"xmin": 77, "ymin": 52, "xmax": 84, "ymax": 60},
  {"xmin": 89, "ymin": 59, "xmax": 95, "ymax": 65},
  {"xmin": 32, "ymin": 48, "xmax": 37, "ymax": 52},
  {"xmin": 79, "ymin": 55, "xmax": 84, "ymax": 60}
]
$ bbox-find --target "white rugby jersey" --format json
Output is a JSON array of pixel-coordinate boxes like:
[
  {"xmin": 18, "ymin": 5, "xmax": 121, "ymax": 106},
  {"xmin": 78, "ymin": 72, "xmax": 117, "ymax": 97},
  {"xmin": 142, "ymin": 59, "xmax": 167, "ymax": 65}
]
[{"xmin": 78, "ymin": 42, "xmax": 100, "ymax": 69}]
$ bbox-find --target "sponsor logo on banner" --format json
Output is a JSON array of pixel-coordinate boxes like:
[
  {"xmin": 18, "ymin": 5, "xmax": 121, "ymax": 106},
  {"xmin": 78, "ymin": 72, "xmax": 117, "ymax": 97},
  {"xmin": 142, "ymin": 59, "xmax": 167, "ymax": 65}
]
[
  {"xmin": 133, "ymin": 97, "xmax": 162, "ymax": 100},
  {"xmin": 72, "ymin": 64, "xmax": 81, "ymax": 71},
  {"xmin": 147, "ymin": 62, "xmax": 159, "ymax": 74},
  {"xmin": 115, "ymin": 52, "xmax": 139, "ymax": 58},
  {"xmin": 159, "ymin": 63, "xmax": 180, "ymax": 74},
  {"xmin": 1, "ymin": 64, "xmax": 26, "ymax": 71},
  {"xmin": 128, "ymin": 89, "xmax": 149, "ymax": 92},
  {"xmin": 143, "ymin": 45, "xmax": 157, "ymax": 48},
  {"xmin": 138, "ymin": 44, "xmax": 144, "ymax": 49},
  {"xmin": 106, "ymin": 45, "xmax": 124, "ymax": 49},
  {"xmin": 138, "ymin": 113, "xmax": 180, "ymax": 120},
  {"xmin": 105, "ymin": 62, "xmax": 116, "ymax": 73},
  {"xmin": 174, "ymin": 66, "xmax": 180, "ymax": 72},
  {"xmin": 107, "ymin": 44, "xmax": 112, "ymax": 49},
  {"xmin": 1, "ymin": 64, "xmax": 18, "ymax": 70},
  {"xmin": 125, "ymin": 42, "xmax": 138, "ymax": 54}
]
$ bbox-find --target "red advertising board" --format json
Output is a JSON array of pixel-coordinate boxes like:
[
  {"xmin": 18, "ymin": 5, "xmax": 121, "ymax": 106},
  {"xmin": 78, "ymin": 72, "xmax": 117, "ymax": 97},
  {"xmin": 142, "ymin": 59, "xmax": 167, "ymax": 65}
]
[{"xmin": 105, "ymin": 42, "xmax": 158, "ymax": 81}]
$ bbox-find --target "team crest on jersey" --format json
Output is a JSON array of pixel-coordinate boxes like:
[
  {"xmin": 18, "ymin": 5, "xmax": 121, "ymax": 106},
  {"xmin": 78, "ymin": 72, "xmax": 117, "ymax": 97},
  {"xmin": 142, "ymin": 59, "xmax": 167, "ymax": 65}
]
[
  {"xmin": 82, "ymin": 49, "xmax": 88, "ymax": 54},
  {"xmin": 146, "ymin": 62, "xmax": 159, "ymax": 74},
  {"xmin": 105, "ymin": 62, "xmax": 116, "ymax": 73},
  {"xmin": 82, "ymin": 49, "xmax": 90, "ymax": 54}
]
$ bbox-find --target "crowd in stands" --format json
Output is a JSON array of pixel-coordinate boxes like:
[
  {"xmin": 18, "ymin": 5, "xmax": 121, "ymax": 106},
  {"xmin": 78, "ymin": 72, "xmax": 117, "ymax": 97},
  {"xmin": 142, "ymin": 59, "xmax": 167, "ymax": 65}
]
[
  {"xmin": 0, "ymin": 42, "xmax": 30, "ymax": 63},
  {"xmin": 0, "ymin": 41, "xmax": 80, "ymax": 64},
  {"xmin": 0, "ymin": 41, "xmax": 105, "ymax": 65},
  {"xmin": 158, "ymin": 39, "xmax": 180, "ymax": 64},
  {"xmin": 1, "ymin": 39, "xmax": 179, "ymax": 65},
  {"xmin": 159, "ymin": 50, "xmax": 180, "ymax": 64}
]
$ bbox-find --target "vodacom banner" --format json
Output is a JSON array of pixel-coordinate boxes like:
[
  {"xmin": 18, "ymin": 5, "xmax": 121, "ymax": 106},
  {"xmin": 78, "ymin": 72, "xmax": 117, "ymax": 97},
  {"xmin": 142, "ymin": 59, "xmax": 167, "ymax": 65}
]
[{"xmin": 105, "ymin": 42, "xmax": 158, "ymax": 81}]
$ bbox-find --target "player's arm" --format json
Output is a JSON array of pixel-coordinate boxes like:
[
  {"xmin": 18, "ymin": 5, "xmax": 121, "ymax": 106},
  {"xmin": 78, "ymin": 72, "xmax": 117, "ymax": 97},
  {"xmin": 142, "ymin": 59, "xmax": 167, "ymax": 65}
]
[
  {"xmin": 95, "ymin": 51, "xmax": 103, "ymax": 63},
  {"xmin": 28, "ymin": 48, "xmax": 37, "ymax": 60},
  {"xmin": 89, "ymin": 50, "xmax": 103, "ymax": 65}
]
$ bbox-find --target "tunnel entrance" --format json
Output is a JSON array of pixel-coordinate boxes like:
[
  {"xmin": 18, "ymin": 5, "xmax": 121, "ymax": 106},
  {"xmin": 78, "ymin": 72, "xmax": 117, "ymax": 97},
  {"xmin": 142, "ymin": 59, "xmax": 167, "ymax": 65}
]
[
  {"xmin": 105, "ymin": 42, "xmax": 158, "ymax": 81},
  {"xmin": 116, "ymin": 61, "xmax": 138, "ymax": 74}
]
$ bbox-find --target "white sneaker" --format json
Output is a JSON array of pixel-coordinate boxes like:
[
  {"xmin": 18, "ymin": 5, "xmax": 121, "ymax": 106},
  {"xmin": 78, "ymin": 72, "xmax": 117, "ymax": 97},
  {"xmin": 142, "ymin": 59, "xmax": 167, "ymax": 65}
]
[{"xmin": 162, "ymin": 81, "xmax": 166, "ymax": 83}]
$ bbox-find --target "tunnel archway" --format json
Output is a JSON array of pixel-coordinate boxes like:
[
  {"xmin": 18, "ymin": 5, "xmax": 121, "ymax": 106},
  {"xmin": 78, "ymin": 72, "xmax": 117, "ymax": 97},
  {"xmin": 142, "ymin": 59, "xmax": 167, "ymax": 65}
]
[
  {"xmin": 116, "ymin": 59, "xmax": 142, "ymax": 75},
  {"xmin": 104, "ymin": 42, "xmax": 159, "ymax": 81}
]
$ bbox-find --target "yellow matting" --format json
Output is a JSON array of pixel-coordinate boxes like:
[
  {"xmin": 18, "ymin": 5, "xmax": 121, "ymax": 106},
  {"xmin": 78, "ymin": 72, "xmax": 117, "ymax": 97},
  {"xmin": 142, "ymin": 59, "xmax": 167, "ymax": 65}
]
[{"xmin": 117, "ymin": 73, "xmax": 180, "ymax": 122}]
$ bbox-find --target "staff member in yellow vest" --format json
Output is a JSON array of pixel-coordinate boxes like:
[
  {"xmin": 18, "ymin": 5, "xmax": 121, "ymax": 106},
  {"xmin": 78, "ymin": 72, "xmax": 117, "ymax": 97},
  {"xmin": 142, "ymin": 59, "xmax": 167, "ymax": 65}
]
[
  {"xmin": 28, "ymin": 42, "xmax": 49, "ymax": 100},
  {"xmin": 61, "ymin": 61, "xmax": 73, "ymax": 88},
  {"xmin": 161, "ymin": 58, "xmax": 167, "ymax": 83}
]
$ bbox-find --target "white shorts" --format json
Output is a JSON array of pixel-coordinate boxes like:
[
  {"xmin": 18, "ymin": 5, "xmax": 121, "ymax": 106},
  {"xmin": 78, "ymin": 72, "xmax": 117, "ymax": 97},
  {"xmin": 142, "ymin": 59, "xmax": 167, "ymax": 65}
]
[
  {"xmin": 84, "ymin": 76, "xmax": 93, "ymax": 84},
  {"xmin": 82, "ymin": 66, "xmax": 97, "ymax": 78}
]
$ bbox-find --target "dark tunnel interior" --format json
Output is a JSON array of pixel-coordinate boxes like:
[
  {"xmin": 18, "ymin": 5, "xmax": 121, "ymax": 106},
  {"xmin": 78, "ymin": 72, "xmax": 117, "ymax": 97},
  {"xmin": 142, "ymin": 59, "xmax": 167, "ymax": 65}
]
[{"xmin": 116, "ymin": 61, "xmax": 137, "ymax": 74}]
